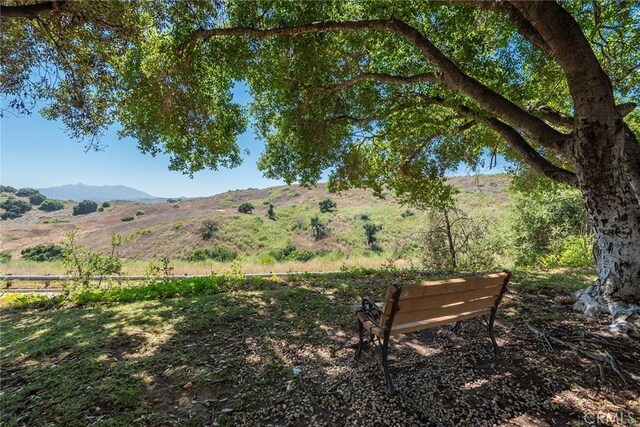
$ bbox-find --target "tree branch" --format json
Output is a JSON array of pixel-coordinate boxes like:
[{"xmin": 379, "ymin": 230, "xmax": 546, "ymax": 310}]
[
  {"xmin": 510, "ymin": 2, "xmax": 618, "ymax": 124},
  {"xmin": 525, "ymin": 103, "xmax": 635, "ymax": 128},
  {"xmin": 184, "ymin": 17, "xmax": 566, "ymax": 151},
  {"xmin": 0, "ymin": 0, "xmax": 67, "ymax": 19},
  {"xmin": 484, "ymin": 118, "xmax": 577, "ymax": 186},
  {"xmin": 424, "ymin": 96, "xmax": 577, "ymax": 186},
  {"xmin": 525, "ymin": 105, "xmax": 574, "ymax": 128},
  {"xmin": 618, "ymin": 102, "xmax": 637, "ymax": 117},
  {"xmin": 400, "ymin": 120, "xmax": 477, "ymax": 173},
  {"xmin": 386, "ymin": 18, "xmax": 567, "ymax": 150},
  {"xmin": 314, "ymin": 72, "xmax": 440, "ymax": 93},
  {"xmin": 464, "ymin": 1, "xmax": 552, "ymax": 55}
]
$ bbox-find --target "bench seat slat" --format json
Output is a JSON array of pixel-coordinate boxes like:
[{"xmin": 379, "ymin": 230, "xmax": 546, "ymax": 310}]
[
  {"xmin": 389, "ymin": 308, "xmax": 493, "ymax": 336},
  {"xmin": 393, "ymin": 295, "xmax": 498, "ymax": 325}
]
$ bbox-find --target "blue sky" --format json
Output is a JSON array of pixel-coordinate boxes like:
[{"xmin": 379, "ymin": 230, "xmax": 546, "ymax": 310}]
[
  {"xmin": 1, "ymin": 85, "xmax": 286, "ymax": 198},
  {"xmin": 1, "ymin": 85, "xmax": 506, "ymax": 198}
]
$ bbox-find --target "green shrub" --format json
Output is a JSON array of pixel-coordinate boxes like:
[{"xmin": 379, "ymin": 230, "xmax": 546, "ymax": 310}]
[
  {"xmin": 541, "ymin": 235, "xmax": 595, "ymax": 267},
  {"xmin": 128, "ymin": 228, "xmax": 152, "ymax": 240},
  {"xmin": 102, "ymin": 201, "xmax": 111, "ymax": 208},
  {"xmin": 238, "ymin": 202, "xmax": 254, "ymax": 214},
  {"xmin": 290, "ymin": 249, "xmax": 315, "ymax": 262},
  {"xmin": 29, "ymin": 193, "xmax": 46, "ymax": 205},
  {"xmin": 121, "ymin": 216, "xmax": 135, "ymax": 222},
  {"xmin": 0, "ymin": 198, "xmax": 32, "ymax": 220},
  {"xmin": 135, "ymin": 210, "xmax": 145, "ymax": 216},
  {"xmin": 267, "ymin": 203, "xmax": 276, "ymax": 220},
  {"xmin": 319, "ymin": 198, "xmax": 337, "ymax": 213},
  {"xmin": 38, "ymin": 199, "xmax": 64, "ymax": 212},
  {"xmin": 269, "ymin": 243, "xmax": 296, "ymax": 261},
  {"xmin": 16, "ymin": 188, "xmax": 40, "ymax": 197},
  {"xmin": 358, "ymin": 213, "xmax": 370, "ymax": 221},
  {"xmin": 505, "ymin": 187, "xmax": 590, "ymax": 267},
  {"xmin": 21, "ymin": 244, "xmax": 64, "ymax": 262},
  {"xmin": 186, "ymin": 247, "xmax": 238, "ymax": 262},
  {"xmin": 200, "ymin": 219, "xmax": 219, "ymax": 240},
  {"xmin": 363, "ymin": 222, "xmax": 382, "ymax": 247},
  {"xmin": 0, "ymin": 251, "xmax": 11, "ymax": 263},
  {"xmin": 98, "ymin": 207, "xmax": 104, "ymax": 212},
  {"xmin": 62, "ymin": 231, "xmax": 125, "ymax": 291},
  {"xmin": 269, "ymin": 244, "xmax": 316, "ymax": 262},
  {"xmin": 259, "ymin": 254, "xmax": 277, "ymax": 265},
  {"xmin": 310, "ymin": 217, "xmax": 328, "ymax": 240},
  {"xmin": 0, "ymin": 185, "xmax": 17, "ymax": 194},
  {"xmin": 73, "ymin": 200, "xmax": 98, "ymax": 216},
  {"xmin": 401, "ymin": 210, "xmax": 415, "ymax": 218},
  {"xmin": 167, "ymin": 198, "xmax": 181, "ymax": 203}
]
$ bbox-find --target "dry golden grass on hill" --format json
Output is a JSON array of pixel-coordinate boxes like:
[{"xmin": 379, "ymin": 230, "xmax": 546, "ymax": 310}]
[{"xmin": 1, "ymin": 175, "xmax": 511, "ymax": 265}]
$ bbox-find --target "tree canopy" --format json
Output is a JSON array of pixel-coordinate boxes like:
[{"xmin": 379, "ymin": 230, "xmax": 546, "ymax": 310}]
[{"xmin": 3, "ymin": 1, "xmax": 637, "ymax": 209}]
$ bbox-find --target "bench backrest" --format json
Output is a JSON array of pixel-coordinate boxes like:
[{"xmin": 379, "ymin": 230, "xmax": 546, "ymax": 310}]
[{"xmin": 379, "ymin": 271, "xmax": 511, "ymax": 336}]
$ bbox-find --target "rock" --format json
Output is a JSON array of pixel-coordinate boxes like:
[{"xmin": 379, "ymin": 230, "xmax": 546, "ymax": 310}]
[
  {"xmin": 183, "ymin": 382, "xmax": 193, "ymax": 390},
  {"xmin": 221, "ymin": 408, "xmax": 234, "ymax": 414}
]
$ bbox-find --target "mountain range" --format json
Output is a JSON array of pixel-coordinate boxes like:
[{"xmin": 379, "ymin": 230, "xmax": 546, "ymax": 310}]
[{"xmin": 38, "ymin": 183, "xmax": 166, "ymax": 202}]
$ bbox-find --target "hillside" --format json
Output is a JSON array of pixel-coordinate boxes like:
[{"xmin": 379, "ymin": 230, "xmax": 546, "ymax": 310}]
[
  {"xmin": 38, "ymin": 183, "xmax": 162, "ymax": 202},
  {"xmin": 1, "ymin": 174, "xmax": 510, "ymax": 262}
]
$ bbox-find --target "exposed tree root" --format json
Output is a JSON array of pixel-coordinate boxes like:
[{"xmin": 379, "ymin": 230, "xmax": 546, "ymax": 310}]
[
  {"xmin": 574, "ymin": 286, "xmax": 640, "ymax": 338},
  {"xmin": 527, "ymin": 324, "xmax": 630, "ymax": 386}
]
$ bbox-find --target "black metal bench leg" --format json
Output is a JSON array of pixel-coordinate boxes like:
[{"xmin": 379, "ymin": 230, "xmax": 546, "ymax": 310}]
[
  {"xmin": 451, "ymin": 321, "xmax": 462, "ymax": 334},
  {"xmin": 488, "ymin": 310, "xmax": 502, "ymax": 359},
  {"xmin": 381, "ymin": 334, "xmax": 394, "ymax": 394},
  {"xmin": 355, "ymin": 319, "xmax": 364, "ymax": 361}
]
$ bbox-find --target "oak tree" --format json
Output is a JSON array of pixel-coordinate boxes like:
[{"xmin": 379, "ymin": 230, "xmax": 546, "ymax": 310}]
[{"xmin": 2, "ymin": 0, "xmax": 639, "ymax": 332}]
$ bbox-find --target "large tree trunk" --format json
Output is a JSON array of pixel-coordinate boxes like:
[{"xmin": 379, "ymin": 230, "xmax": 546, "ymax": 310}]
[{"xmin": 572, "ymin": 128, "xmax": 640, "ymax": 337}]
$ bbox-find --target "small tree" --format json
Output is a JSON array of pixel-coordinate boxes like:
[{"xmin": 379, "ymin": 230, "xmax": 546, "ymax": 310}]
[
  {"xmin": 39, "ymin": 199, "xmax": 64, "ymax": 212},
  {"xmin": 238, "ymin": 202, "xmax": 254, "ymax": 214},
  {"xmin": 72, "ymin": 200, "xmax": 98, "ymax": 216},
  {"xmin": 101, "ymin": 201, "xmax": 111, "ymax": 208},
  {"xmin": 15, "ymin": 188, "xmax": 40, "ymax": 197},
  {"xmin": 21, "ymin": 244, "xmax": 65, "ymax": 262},
  {"xmin": 29, "ymin": 193, "xmax": 46, "ymax": 206},
  {"xmin": 62, "ymin": 231, "xmax": 124, "ymax": 291},
  {"xmin": 200, "ymin": 219, "xmax": 219, "ymax": 240},
  {"xmin": 363, "ymin": 222, "xmax": 383, "ymax": 248},
  {"xmin": 0, "ymin": 198, "xmax": 32, "ymax": 220},
  {"xmin": 319, "ymin": 199, "xmax": 337, "ymax": 213},
  {"xmin": 0, "ymin": 185, "xmax": 17, "ymax": 194},
  {"xmin": 417, "ymin": 207, "xmax": 495, "ymax": 271},
  {"xmin": 310, "ymin": 216, "xmax": 328, "ymax": 241},
  {"xmin": 267, "ymin": 203, "xmax": 276, "ymax": 220}
]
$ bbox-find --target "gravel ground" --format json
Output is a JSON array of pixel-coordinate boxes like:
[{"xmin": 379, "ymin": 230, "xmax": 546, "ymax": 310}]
[
  {"xmin": 3, "ymin": 271, "xmax": 638, "ymax": 426},
  {"xmin": 196, "ymin": 291, "xmax": 639, "ymax": 426}
]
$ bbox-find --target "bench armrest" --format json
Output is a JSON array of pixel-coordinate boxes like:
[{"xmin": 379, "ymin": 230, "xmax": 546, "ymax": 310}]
[{"xmin": 360, "ymin": 297, "xmax": 383, "ymax": 325}]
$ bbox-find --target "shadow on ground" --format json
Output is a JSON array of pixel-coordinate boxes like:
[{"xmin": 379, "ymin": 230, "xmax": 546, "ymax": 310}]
[{"xmin": 1, "ymin": 270, "xmax": 638, "ymax": 426}]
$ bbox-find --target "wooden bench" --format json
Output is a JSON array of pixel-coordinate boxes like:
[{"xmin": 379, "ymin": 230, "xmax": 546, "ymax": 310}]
[{"xmin": 352, "ymin": 271, "xmax": 512, "ymax": 393}]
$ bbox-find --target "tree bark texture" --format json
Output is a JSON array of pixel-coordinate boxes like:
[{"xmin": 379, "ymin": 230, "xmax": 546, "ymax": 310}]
[{"xmin": 571, "ymin": 121, "xmax": 640, "ymax": 337}]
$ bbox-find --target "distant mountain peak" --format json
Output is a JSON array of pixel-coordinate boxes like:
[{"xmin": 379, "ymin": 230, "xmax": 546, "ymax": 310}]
[{"xmin": 39, "ymin": 184, "xmax": 159, "ymax": 202}]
